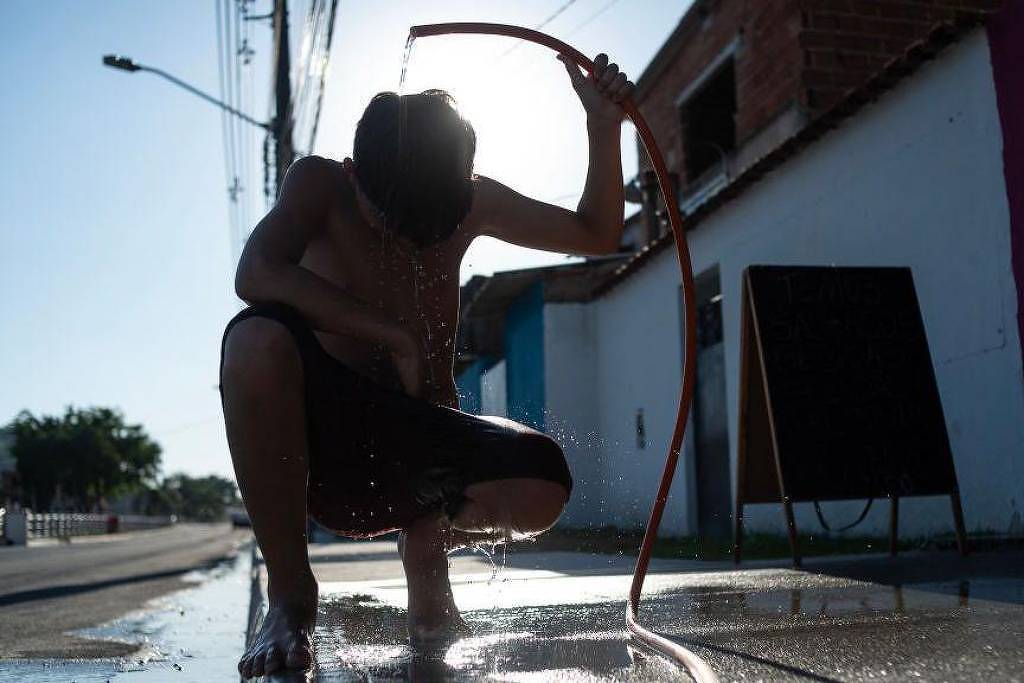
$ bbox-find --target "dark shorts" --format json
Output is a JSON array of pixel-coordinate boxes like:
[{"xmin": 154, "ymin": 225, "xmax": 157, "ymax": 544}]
[{"xmin": 218, "ymin": 302, "xmax": 573, "ymax": 539}]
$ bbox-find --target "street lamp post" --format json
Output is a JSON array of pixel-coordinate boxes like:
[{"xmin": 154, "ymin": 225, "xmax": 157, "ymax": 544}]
[
  {"xmin": 104, "ymin": 0, "xmax": 294, "ymax": 204},
  {"xmin": 101, "ymin": 54, "xmax": 270, "ymax": 131}
]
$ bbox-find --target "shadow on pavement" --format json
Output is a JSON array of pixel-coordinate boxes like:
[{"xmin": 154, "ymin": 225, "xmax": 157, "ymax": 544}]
[
  {"xmin": 801, "ymin": 548, "xmax": 1024, "ymax": 605},
  {"xmin": 0, "ymin": 556, "xmax": 228, "ymax": 607}
]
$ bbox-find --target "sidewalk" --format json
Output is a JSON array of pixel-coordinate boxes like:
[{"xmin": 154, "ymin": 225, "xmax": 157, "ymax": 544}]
[{"xmin": 250, "ymin": 538, "xmax": 1024, "ymax": 681}]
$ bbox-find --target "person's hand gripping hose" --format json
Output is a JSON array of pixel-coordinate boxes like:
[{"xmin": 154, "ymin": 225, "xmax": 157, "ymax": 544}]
[{"xmin": 557, "ymin": 52, "xmax": 636, "ymax": 123}]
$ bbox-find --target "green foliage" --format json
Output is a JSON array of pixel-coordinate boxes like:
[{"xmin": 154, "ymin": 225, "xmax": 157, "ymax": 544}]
[
  {"xmin": 10, "ymin": 406, "xmax": 162, "ymax": 510},
  {"xmin": 146, "ymin": 473, "xmax": 241, "ymax": 522}
]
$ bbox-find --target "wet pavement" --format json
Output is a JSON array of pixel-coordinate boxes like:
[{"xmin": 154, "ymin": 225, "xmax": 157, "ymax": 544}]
[
  {"xmin": 0, "ymin": 523, "xmax": 248, "ymax": 659},
  {"xmin": 253, "ymin": 540, "xmax": 1024, "ymax": 682},
  {"xmin": 0, "ymin": 549, "xmax": 252, "ymax": 683}
]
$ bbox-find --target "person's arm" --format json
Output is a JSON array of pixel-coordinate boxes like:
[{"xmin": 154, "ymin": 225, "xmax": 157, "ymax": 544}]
[
  {"xmin": 467, "ymin": 53, "xmax": 635, "ymax": 255},
  {"xmin": 234, "ymin": 155, "xmax": 426, "ymax": 396}
]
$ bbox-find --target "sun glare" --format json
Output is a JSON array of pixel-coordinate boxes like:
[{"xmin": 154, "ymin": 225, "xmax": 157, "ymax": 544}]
[{"xmin": 399, "ymin": 34, "xmax": 598, "ymax": 282}]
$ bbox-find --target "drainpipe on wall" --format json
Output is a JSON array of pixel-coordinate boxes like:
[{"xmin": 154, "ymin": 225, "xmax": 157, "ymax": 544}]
[{"xmin": 639, "ymin": 169, "xmax": 661, "ymax": 244}]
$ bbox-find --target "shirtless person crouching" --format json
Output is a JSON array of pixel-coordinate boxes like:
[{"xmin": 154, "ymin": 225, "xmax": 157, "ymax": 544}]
[{"xmin": 219, "ymin": 53, "xmax": 634, "ymax": 678}]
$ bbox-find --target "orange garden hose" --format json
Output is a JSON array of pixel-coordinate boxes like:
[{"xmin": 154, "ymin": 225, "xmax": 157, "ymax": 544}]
[{"xmin": 410, "ymin": 23, "xmax": 716, "ymax": 682}]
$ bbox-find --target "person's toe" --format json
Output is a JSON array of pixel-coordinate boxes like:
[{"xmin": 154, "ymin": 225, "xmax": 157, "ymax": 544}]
[
  {"xmin": 285, "ymin": 637, "xmax": 313, "ymax": 669},
  {"xmin": 250, "ymin": 649, "xmax": 266, "ymax": 677},
  {"xmin": 264, "ymin": 644, "xmax": 284, "ymax": 674},
  {"xmin": 239, "ymin": 653, "xmax": 253, "ymax": 679}
]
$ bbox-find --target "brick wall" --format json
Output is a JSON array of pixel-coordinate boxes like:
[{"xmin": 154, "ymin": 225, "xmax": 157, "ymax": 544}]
[
  {"xmin": 635, "ymin": 0, "xmax": 804, "ymax": 180},
  {"xmin": 635, "ymin": 0, "xmax": 1002, "ymax": 185},
  {"xmin": 798, "ymin": 0, "xmax": 1004, "ymax": 111}
]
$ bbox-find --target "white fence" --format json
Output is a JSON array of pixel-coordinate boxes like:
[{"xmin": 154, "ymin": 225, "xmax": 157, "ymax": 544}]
[{"xmin": 1, "ymin": 510, "xmax": 176, "ymax": 545}]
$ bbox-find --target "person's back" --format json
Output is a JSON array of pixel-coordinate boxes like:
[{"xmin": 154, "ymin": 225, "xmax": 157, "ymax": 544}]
[{"xmin": 221, "ymin": 54, "xmax": 635, "ymax": 678}]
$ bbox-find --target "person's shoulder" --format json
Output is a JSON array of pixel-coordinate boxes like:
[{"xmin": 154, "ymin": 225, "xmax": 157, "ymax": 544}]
[
  {"xmin": 285, "ymin": 154, "xmax": 345, "ymax": 185},
  {"xmin": 460, "ymin": 174, "xmax": 490, "ymax": 237},
  {"xmin": 463, "ymin": 174, "xmax": 511, "ymax": 233},
  {"xmin": 465, "ymin": 173, "xmax": 500, "ymax": 216},
  {"xmin": 471, "ymin": 173, "xmax": 498, "ymax": 192},
  {"xmin": 280, "ymin": 155, "xmax": 347, "ymax": 208}
]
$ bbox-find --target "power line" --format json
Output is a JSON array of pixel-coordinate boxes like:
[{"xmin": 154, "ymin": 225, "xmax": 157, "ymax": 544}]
[
  {"xmin": 536, "ymin": 0, "xmax": 582, "ymax": 31},
  {"xmin": 306, "ymin": 0, "xmax": 338, "ymax": 153},
  {"xmin": 499, "ymin": 0, "xmax": 627, "ymax": 76},
  {"xmin": 288, "ymin": 0, "xmax": 312, "ymax": 149},
  {"xmin": 291, "ymin": 0, "xmax": 335, "ymax": 155},
  {"xmin": 215, "ymin": 0, "xmax": 263, "ymax": 261},
  {"xmin": 565, "ymin": 0, "xmax": 624, "ymax": 37},
  {"xmin": 233, "ymin": 0, "xmax": 246, "ymax": 234},
  {"xmin": 499, "ymin": 0, "xmax": 582, "ymax": 59},
  {"xmin": 214, "ymin": 0, "xmax": 236, "ymax": 258},
  {"xmin": 244, "ymin": 2, "xmax": 257, "ymax": 239},
  {"xmin": 222, "ymin": 0, "xmax": 240, "ymax": 254}
]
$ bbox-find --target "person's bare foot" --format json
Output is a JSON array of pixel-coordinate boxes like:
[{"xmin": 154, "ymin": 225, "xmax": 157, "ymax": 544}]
[
  {"xmin": 239, "ymin": 574, "xmax": 317, "ymax": 678},
  {"xmin": 407, "ymin": 591, "xmax": 472, "ymax": 648},
  {"xmin": 399, "ymin": 520, "xmax": 474, "ymax": 647}
]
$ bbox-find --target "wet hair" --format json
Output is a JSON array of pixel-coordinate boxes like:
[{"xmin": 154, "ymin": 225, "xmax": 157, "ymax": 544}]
[{"xmin": 352, "ymin": 89, "xmax": 476, "ymax": 248}]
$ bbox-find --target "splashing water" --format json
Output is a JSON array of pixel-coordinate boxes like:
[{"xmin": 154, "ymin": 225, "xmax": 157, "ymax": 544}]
[
  {"xmin": 463, "ymin": 527, "xmax": 533, "ymax": 585},
  {"xmin": 467, "ymin": 538, "xmax": 507, "ymax": 583}
]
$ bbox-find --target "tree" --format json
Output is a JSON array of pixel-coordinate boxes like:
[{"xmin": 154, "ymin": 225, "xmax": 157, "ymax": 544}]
[
  {"xmin": 9, "ymin": 406, "xmax": 161, "ymax": 511},
  {"xmin": 156, "ymin": 473, "xmax": 240, "ymax": 522}
]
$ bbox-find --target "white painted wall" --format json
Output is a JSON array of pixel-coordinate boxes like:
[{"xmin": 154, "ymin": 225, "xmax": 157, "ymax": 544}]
[
  {"xmin": 480, "ymin": 360, "xmax": 507, "ymax": 417},
  {"xmin": 584, "ymin": 30, "xmax": 1023, "ymax": 538},
  {"xmin": 542, "ymin": 303, "xmax": 606, "ymax": 527},
  {"xmin": 591, "ymin": 255, "xmax": 695, "ymax": 535}
]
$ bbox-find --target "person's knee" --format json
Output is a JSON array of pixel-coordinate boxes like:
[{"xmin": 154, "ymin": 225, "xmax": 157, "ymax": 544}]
[
  {"xmin": 505, "ymin": 432, "xmax": 570, "ymax": 533},
  {"xmin": 222, "ymin": 318, "xmax": 302, "ymax": 394},
  {"xmin": 511, "ymin": 478, "xmax": 569, "ymax": 534},
  {"xmin": 460, "ymin": 474, "xmax": 568, "ymax": 536}
]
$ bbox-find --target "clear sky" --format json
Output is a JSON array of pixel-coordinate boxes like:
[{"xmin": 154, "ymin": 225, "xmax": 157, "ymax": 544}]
[{"xmin": 1, "ymin": 1, "xmax": 691, "ymax": 481}]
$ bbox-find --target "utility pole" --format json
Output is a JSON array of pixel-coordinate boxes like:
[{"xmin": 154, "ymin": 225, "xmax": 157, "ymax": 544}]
[{"xmin": 271, "ymin": 0, "xmax": 294, "ymax": 197}]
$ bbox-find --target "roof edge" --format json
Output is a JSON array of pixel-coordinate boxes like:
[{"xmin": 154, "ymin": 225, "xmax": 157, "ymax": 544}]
[{"xmin": 593, "ymin": 13, "xmax": 990, "ymax": 299}]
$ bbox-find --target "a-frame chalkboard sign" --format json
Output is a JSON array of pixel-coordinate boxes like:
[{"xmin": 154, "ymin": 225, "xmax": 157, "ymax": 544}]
[{"xmin": 733, "ymin": 265, "xmax": 967, "ymax": 567}]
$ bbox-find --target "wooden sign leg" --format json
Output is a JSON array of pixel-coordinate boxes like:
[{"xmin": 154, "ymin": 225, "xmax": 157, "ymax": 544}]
[
  {"xmin": 889, "ymin": 496, "xmax": 900, "ymax": 556},
  {"xmin": 733, "ymin": 502, "xmax": 744, "ymax": 564},
  {"xmin": 783, "ymin": 498, "xmax": 801, "ymax": 568},
  {"xmin": 950, "ymin": 489, "xmax": 969, "ymax": 556}
]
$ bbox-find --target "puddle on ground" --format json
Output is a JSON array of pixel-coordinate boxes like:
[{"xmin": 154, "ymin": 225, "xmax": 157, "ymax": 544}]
[
  {"xmin": 312, "ymin": 591, "xmax": 680, "ymax": 681},
  {"xmin": 0, "ymin": 549, "xmax": 252, "ymax": 683},
  {"xmin": 306, "ymin": 568, "xmax": 1024, "ymax": 682}
]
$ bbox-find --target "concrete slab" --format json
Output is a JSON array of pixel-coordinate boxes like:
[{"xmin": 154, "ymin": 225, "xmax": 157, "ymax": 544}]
[{"xmin": 253, "ymin": 541, "xmax": 1024, "ymax": 681}]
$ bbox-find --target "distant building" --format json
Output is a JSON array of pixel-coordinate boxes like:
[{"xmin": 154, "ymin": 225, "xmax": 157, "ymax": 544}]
[
  {"xmin": 456, "ymin": 257, "xmax": 629, "ymax": 528},
  {"xmin": 458, "ymin": 1, "xmax": 1022, "ymax": 539},
  {"xmin": 456, "ymin": 257, "xmax": 627, "ymax": 425}
]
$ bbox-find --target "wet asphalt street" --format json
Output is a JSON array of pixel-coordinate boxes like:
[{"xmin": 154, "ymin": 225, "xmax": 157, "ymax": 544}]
[
  {"xmin": 0, "ymin": 523, "xmax": 248, "ymax": 659},
  {"xmin": 252, "ymin": 541, "xmax": 1024, "ymax": 682}
]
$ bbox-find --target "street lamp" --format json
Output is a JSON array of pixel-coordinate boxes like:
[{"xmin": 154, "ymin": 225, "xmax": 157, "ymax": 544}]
[{"xmin": 102, "ymin": 54, "xmax": 270, "ymax": 131}]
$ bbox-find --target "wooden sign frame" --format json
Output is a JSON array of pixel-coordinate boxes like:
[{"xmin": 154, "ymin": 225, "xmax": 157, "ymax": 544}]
[{"xmin": 732, "ymin": 266, "xmax": 968, "ymax": 567}]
